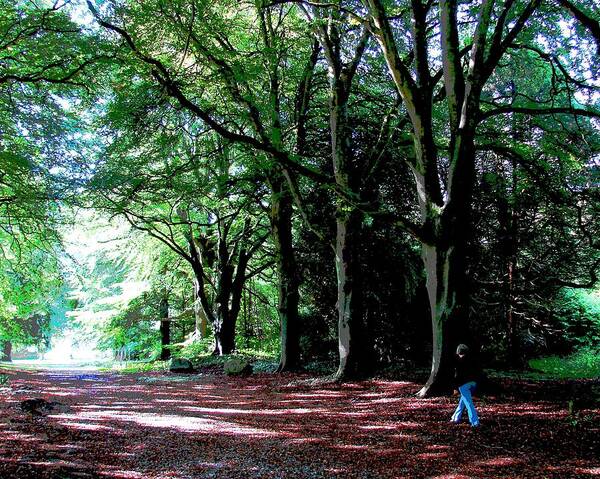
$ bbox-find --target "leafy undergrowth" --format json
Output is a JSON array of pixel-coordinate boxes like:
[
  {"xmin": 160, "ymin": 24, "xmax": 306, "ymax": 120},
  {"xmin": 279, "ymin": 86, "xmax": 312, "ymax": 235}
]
[
  {"xmin": 100, "ymin": 361, "xmax": 170, "ymax": 374},
  {"xmin": 189, "ymin": 353, "xmax": 278, "ymax": 374},
  {"xmin": 0, "ymin": 367, "xmax": 598, "ymax": 479},
  {"xmin": 528, "ymin": 347, "xmax": 600, "ymax": 380}
]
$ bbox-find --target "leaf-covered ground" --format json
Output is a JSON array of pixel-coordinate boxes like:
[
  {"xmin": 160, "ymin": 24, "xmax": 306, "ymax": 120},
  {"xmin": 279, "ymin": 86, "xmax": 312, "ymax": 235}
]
[{"xmin": 0, "ymin": 367, "xmax": 598, "ymax": 479}]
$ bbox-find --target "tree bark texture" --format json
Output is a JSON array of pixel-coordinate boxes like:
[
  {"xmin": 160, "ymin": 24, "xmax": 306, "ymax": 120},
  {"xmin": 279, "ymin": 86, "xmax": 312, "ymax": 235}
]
[
  {"xmin": 187, "ymin": 236, "xmax": 231, "ymax": 355},
  {"xmin": 364, "ymin": 0, "xmax": 514, "ymax": 395},
  {"xmin": 417, "ymin": 131, "xmax": 477, "ymax": 396},
  {"xmin": 159, "ymin": 296, "xmax": 171, "ymax": 361},
  {"xmin": 257, "ymin": 8, "xmax": 304, "ymax": 372},
  {"xmin": 419, "ymin": 234, "xmax": 472, "ymax": 396},
  {"xmin": 193, "ymin": 282, "xmax": 208, "ymax": 339},
  {"xmin": 269, "ymin": 172, "xmax": 301, "ymax": 372},
  {"xmin": 334, "ymin": 207, "xmax": 366, "ymax": 379},
  {"xmin": 185, "ymin": 218, "xmax": 251, "ymax": 356},
  {"xmin": 327, "ymin": 42, "xmax": 369, "ymax": 379}
]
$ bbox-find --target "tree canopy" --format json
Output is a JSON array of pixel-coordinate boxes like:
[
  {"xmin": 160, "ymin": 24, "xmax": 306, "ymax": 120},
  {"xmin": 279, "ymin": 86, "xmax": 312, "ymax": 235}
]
[{"xmin": 0, "ymin": 0, "xmax": 597, "ymax": 396}]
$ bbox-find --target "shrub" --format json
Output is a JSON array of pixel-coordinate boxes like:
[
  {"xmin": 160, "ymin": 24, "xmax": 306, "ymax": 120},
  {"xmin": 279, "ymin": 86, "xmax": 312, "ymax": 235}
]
[{"xmin": 551, "ymin": 289, "xmax": 600, "ymax": 351}]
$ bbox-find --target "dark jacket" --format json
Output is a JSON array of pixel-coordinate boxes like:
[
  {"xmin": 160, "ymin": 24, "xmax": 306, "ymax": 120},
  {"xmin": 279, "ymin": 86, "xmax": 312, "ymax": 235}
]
[{"xmin": 454, "ymin": 353, "xmax": 481, "ymax": 388}]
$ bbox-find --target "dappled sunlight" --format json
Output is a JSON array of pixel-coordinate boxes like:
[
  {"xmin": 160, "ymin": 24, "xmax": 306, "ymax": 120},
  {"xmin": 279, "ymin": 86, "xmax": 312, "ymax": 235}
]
[
  {"xmin": 370, "ymin": 396, "xmax": 407, "ymax": 404},
  {"xmin": 358, "ymin": 423, "xmax": 398, "ymax": 431},
  {"xmin": 181, "ymin": 405, "xmax": 324, "ymax": 416},
  {"xmin": 22, "ymin": 459, "xmax": 81, "ymax": 468},
  {"xmin": 0, "ymin": 430, "xmax": 46, "ymax": 442},
  {"xmin": 39, "ymin": 389, "xmax": 83, "ymax": 397},
  {"xmin": 287, "ymin": 437, "xmax": 324, "ymax": 445},
  {"xmin": 333, "ymin": 444, "xmax": 370, "ymax": 450},
  {"xmin": 272, "ymin": 398, "xmax": 330, "ymax": 405},
  {"xmin": 99, "ymin": 469, "xmax": 147, "ymax": 478},
  {"xmin": 477, "ymin": 456, "xmax": 524, "ymax": 466},
  {"xmin": 0, "ymin": 368, "xmax": 598, "ymax": 478},
  {"xmin": 55, "ymin": 410, "xmax": 282, "ymax": 437},
  {"xmin": 416, "ymin": 451, "xmax": 450, "ymax": 460},
  {"xmin": 430, "ymin": 475, "xmax": 474, "ymax": 479},
  {"xmin": 286, "ymin": 390, "xmax": 345, "ymax": 398},
  {"xmin": 56, "ymin": 420, "xmax": 116, "ymax": 431},
  {"xmin": 152, "ymin": 398, "xmax": 197, "ymax": 405},
  {"xmin": 576, "ymin": 467, "xmax": 600, "ymax": 476}
]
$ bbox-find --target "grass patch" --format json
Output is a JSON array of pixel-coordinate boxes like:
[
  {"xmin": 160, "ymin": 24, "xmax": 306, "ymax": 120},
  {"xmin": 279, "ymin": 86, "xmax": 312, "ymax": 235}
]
[
  {"xmin": 528, "ymin": 347, "xmax": 600, "ymax": 380},
  {"xmin": 100, "ymin": 361, "xmax": 170, "ymax": 374},
  {"xmin": 137, "ymin": 375, "xmax": 196, "ymax": 383}
]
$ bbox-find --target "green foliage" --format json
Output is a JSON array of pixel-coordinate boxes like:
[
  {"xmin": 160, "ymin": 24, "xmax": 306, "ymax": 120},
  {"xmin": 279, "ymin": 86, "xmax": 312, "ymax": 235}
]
[
  {"xmin": 175, "ymin": 338, "xmax": 214, "ymax": 361},
  {"xmin": 0, "ymin": 0, "xmax": 107, "ymax": 351},
  {"xmin": 173, "ymin": 340, "xmax": 277, "ymax": 371},
  {"xmin": 136, "ymin": 374, "xmax": 196, "ymax": 383},
  {"xmin": 0, "ymin": 0, "xmax": 598, "ymax": 375},
  {"xmin": 0, "ymin": 246, "xmax": 62, "ymax": 348},
  {"xmin": 552, "ymin": 289, "xmax": 600, "ymax": 348},
  {"xmin": 107, "ymin": 360, "xmax": 169, "ymax": 374},
  {"xmin": 66, "ymin": 214, "xmax": 198, "ymax": 361},
  {"xmin": 97, "ymin": 317, "xmax": 159, "ymax": 360},
  {"xmin": 529, "ymin": 347, "xmax": 600, "ymax": 379},
  {"xmin": 0, "ymin": 374, "xmax": 8, "ymax": 385},
  {"xmin": 236, "ymin": 280, "xmax": 280, "ymax": 356}
]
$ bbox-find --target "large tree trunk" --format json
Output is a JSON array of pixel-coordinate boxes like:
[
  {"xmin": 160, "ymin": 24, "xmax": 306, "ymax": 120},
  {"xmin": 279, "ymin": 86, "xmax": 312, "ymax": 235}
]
[
  {"xmin": 418, "ymin": 239, "xmax": 471, "ymax": 396},
  {"xmin": 212, "ymin": 242, "xmax": 249, "ymax": 356},
  {"xmin": 184, "ymin": 214, "xmax": 254, "ymax": 357},
  {"xmin": 270, "ymin": 172, "xmax": 301, "ymax": 372},
  {"xmin": 330, "ymin": 73, "xmax": 368, "ymax": 380},
  {"xmin": 334, "ymin": 207, "xmax": 367, "ymax": 380},
  {"xmin": 304, "ymin": 11, "xmax": 368, "ymax": 380},
  {"xmin": 1, "ymin": 341, "xmax": 12, "ymax": 362},
  {"xmin": 256, "ymin": 9, "xmax": 305, "ymax": 373},
  {"xmin": 193, "ymin": 280, "xmax": 208, "ymax": 339},
  {"xmin": 213, "ymin": 312, "xmax": 236, "ymax": 355},
  {"xmin": 418, "ymin": 134, "xmax": 476, "ymax": 397},
  {"xmin": 365, "ymin": 0, "xmax": 506, "ymax": 396},
  {"xmin": 212, "ymin": 263, "xmax": 235, "ymax": 355},
  {"xmin": 159, "ymin": 297, "xmax": 171, "ymax": 361},
  {"xmin": 505, "ymin": 258, "xmax": 519, "ymax": 364}
]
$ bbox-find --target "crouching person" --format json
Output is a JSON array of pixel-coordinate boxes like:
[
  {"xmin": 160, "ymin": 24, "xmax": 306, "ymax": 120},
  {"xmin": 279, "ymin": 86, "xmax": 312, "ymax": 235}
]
[{"xmin": 451, "ymin": 344, "xmax": 480, "ymax": 428}]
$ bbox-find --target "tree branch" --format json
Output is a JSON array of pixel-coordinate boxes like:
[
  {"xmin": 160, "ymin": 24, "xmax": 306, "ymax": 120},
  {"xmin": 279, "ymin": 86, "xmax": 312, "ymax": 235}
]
[
  {"xmin": 479, "ymin": 105, "xmax": 600, "ymax": 121},
  {"xmin": 86, "ymin": 0, "xmax": 332, "ymax": 185},
  {"xmin": 557, "ymin": 0, "xmax": 600, "ymax": 55}
]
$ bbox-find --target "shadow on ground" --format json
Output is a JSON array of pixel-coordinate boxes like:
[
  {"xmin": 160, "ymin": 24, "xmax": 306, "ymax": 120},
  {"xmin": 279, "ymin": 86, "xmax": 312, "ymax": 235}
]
[{"xmin": 0, "ymin": 367, "xmax": 598, "ymax": 478}]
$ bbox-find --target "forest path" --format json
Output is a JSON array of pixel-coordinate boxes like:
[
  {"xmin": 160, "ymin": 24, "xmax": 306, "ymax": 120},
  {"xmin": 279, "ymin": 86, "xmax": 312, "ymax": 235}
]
[
  {"xmin": 8, "ymin": 359, "xmax": 102, "ymax": 370},
  {"xmin": 0, "ymin": 367, "xmax": 598, "ymax": 479}
]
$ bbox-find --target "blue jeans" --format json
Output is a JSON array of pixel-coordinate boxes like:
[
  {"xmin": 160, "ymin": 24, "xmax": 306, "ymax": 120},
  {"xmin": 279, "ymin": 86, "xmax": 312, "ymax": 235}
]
[{"xmin": 452, "ymin": 381, "xmax": 479, "ymax": 426}]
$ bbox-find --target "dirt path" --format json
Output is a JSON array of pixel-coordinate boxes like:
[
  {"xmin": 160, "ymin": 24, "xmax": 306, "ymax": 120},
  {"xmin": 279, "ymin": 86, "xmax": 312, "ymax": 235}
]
[{"xmin": 0, "ymin": 368, "xmax": 598, "ymax": 479}]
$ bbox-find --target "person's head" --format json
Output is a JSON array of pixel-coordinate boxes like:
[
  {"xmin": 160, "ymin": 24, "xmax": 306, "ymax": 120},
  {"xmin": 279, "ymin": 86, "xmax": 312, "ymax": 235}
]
[{"xmin": 456, "ymin": 344, "xmax": 470, "ymax": 358}]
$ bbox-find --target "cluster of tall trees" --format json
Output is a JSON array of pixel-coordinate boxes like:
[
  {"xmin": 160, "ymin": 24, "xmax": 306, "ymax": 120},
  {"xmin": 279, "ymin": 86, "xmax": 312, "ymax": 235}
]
[
  {"xmin": 0, "ymin": 0, "xmax": 105, "ymax": 360},
  {"xmin": 0, "ymin": 1, "xmax": 598, "ymax": 395}
]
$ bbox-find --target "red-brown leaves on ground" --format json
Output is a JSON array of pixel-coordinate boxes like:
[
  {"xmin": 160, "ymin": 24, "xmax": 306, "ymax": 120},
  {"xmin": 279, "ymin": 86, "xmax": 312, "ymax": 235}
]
[{"xmin": 0, "ymin": 368, "xmax": 598, "ymax": 478}]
